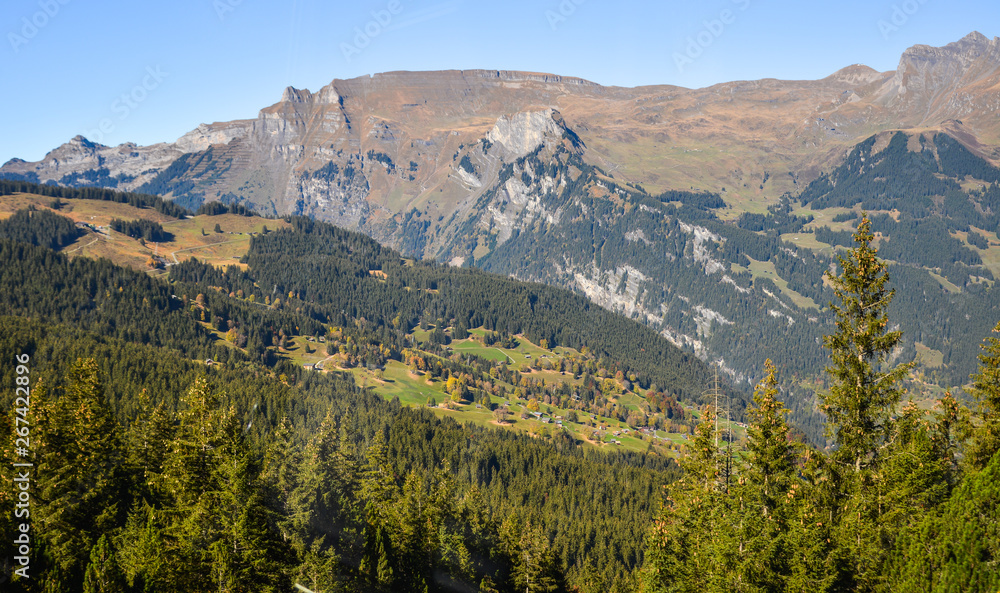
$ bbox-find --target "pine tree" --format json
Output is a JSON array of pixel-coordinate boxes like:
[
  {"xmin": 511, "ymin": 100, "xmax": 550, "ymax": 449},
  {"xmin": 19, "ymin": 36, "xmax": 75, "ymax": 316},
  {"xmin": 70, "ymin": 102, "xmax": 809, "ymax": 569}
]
[{"xmin": 821, "ymin": 213, "xmax": 911, "ymax": 474}]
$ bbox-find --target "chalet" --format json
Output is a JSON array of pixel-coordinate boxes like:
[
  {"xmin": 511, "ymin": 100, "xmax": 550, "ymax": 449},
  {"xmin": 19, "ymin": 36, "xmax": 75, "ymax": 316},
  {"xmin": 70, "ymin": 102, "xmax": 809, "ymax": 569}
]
[{"xmin": 303, "ymin": 364, "xmax": 314, "ymax": 370}]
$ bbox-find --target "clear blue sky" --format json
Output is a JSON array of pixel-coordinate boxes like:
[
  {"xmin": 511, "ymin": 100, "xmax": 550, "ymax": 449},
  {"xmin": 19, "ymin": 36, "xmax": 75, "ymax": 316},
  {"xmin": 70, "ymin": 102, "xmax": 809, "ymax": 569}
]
[{"xmin": 2, "ymin": 0, "xmax": 995, "ymax": 164}]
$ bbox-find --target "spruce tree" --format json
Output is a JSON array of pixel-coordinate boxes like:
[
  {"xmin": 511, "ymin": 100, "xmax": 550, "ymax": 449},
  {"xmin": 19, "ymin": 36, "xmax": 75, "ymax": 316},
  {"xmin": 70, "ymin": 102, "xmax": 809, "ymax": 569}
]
[
  {"xmin": 820, "ymin": 214, "xmax": 912, "ymax": 591},
  {"xmin": 734, "ymin": 359, "xmax": 797, "ymax": 590},
  {"xmin": 744, "ymin": 360, "xmax": 796, "ymax": 517},
  {"xmin": 82, "ymin": 535, "xmax": 125, "ymax": 593},
  {"xmin": 966, "ymin": 321, "xmax": 1000, "ymax": 471},
  {"xmin": 359, "ymin": 430, "xmax": 399, "ymax": 589},
  {"xmin": 33, "ymin": 360, "xmax": 124, "ymax": 578},
  {"xmin": 821, "ymin": 213, "xmax": 911, "ymax": 474},
  {"xmin": 643, "ymin": 408, "xmax": 720, "ymax": 592}
]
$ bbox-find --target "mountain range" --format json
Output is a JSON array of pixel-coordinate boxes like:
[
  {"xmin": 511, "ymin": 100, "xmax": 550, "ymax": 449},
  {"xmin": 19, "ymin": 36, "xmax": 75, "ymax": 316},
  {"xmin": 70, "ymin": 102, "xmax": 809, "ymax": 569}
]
[{"xmin": 5, "ymin": 31, "xmax": 1000, "ymax": 406}]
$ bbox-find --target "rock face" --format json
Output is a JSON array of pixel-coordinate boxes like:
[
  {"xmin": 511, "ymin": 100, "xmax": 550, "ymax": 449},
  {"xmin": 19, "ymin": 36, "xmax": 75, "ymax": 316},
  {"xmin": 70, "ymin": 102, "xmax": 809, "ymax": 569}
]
[
  {"xmin": 4, "ymin": 32, "xmax": 1000, "ymax": 242},
  {"xmin": 873, "ymin": 32, "xmax": 1000, "ymax": 137},
  {"xmin": 488, "ymin": 109, "xmax": 562, "ymax": 159}
]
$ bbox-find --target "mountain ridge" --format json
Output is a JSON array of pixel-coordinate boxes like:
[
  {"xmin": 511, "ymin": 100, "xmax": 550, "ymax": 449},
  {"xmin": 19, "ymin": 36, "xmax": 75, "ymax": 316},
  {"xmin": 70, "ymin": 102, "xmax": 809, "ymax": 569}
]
[{"xmin": 5, "ymin": 32, "xmax": 1000, "ymax": 404}]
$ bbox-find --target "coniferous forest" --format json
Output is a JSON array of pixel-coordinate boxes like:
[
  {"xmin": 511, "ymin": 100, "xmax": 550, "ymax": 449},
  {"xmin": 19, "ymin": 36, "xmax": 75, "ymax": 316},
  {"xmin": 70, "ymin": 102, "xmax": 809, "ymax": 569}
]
[
  {"xmin": 642, "ymin": 216, "xmax": 1000, "ymax": 592},
  {"xmin": 0, "ymin": 190, "xmax": 998, "ymax": 592}
]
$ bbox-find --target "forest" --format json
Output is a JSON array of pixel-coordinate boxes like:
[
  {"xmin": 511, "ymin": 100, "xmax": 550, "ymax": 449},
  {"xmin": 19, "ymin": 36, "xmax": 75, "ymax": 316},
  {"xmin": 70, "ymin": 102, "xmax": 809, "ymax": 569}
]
[
  {"xmin": 1, "ymin": 183, "xmax": 998, "ymax": 591},
  {"xmin": 0, "ymin": 205, "xmax": 706, "ymax": 592},
  {"xmin": 642, "ymin": 216, "xmax": 1000, "ymax": 592}
]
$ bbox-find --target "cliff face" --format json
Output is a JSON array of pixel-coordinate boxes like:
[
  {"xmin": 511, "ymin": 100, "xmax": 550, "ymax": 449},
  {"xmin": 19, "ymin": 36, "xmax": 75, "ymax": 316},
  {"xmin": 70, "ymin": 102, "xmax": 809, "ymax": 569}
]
[
  {"xmin": 4, "ymin": 33, "xmax": 1000, "ymax": 253},
  {"xmin": 873, "ymin": 32, "xmax": 1000, "ymax": 143}
]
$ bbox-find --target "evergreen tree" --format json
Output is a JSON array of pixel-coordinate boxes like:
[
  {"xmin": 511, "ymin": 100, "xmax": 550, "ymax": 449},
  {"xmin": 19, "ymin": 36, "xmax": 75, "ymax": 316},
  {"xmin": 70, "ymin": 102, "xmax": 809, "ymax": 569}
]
[
  {"xmin": 966, "ymin": 321, "xmax": 1000, "ymax": 471},
  {"xmin": 359, "ymin": 430, "xmax": 399, "ymax": 589},
  {"xmin": 821, "ymin": 213, "xmax": 911, "ymax": 474},
  {"xmin": 210, "ymin": 429, "xmax": 292, "ymax": 592},
  {"xmin": 820, "ymin": 215, "xmax": 913, "ymax": 591},
  {"xmin": 734, "ymin": 359, "xmax": 797, "ymax": 590},
  {"xmin": 887, "ymin": 449, "xmax": 1000, "ymax": 592},
  {"xmin": 82, "ymin": 535, "xmax": 125, "ymax": 593},
  {"xmin": 124, "ymin": 389, "xmax": 175, "ymax": 506},
  {"xmin": 511, "ymin": 522, "xmax": 564, "ymax": 593},
  {"xmin": 643, "ymin": 408, "xmax": 720, "ymax": 592},
  {"xmin": 33, "ymin": 359, "xmax": 124, "ymax": 578},
  {"xmin": 161, "ymin": 377, "xmax": 236, "ymax": 590},
  {"xmin": 115, "ymin": 501, "xmax": 168, "ymax": 592}
]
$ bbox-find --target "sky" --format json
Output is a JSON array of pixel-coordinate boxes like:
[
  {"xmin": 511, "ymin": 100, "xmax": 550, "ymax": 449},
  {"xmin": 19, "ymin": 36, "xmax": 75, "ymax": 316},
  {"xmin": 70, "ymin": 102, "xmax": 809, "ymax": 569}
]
[{"xmin": 1, "ymin": 0, "xmax": 996, "ymax": 164}]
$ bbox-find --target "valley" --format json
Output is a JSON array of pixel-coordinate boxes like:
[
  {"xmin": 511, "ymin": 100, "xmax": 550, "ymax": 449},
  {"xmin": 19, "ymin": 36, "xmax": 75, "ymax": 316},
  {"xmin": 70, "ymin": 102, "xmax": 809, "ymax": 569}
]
[{"xmin": 3, "ymin": 28, "xmax": 1000, "ymax": 592}]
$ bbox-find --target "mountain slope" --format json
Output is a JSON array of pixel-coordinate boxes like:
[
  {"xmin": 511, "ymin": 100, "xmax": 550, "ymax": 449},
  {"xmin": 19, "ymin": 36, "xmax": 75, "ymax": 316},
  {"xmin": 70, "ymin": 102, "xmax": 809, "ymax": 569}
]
[{"xmin": 5, "ymin": 32, "xmax": 1000, "ymax": 423}]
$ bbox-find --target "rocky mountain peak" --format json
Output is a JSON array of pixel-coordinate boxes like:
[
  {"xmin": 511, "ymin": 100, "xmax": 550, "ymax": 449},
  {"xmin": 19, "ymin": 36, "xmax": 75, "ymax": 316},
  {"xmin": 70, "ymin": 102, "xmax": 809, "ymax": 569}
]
[
  {"xmin": 872, "ymin": 32, "xmax": 1000, "ymax": 127},
  {"xmin": 899, "ymin": 30, "xmax": 998, "ymax": 70},
  {"xmin": 281, "ymin": 86, "xmax": 312, "ymax": 103}
]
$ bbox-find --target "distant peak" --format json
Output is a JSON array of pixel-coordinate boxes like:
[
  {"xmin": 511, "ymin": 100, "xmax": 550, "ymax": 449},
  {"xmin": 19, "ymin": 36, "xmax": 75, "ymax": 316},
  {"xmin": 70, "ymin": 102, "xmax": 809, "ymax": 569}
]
[
  {"xmin": 281, "ymin": 86, "xmax": 311, "ymax": 103},
  {"xmin": 903, "ymin": 31, "xmax": 998, "ymax": 60},
  {"xmin": 69, "ymin": 135, "xmax": 102, "ymax": 149},
  {"xmin": 960, "ymin": 31, "xmax": 989, "ymax": 45}
]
